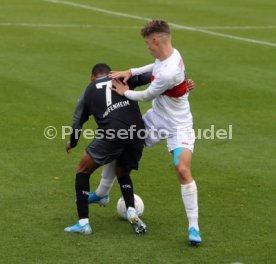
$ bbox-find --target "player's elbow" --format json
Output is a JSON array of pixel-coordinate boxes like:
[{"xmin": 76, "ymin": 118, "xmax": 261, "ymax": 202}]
[
  {"xmin": 141, "ymin": 95, "xmax": 154, "ymax": 101},
  {"xmin": 141, "ymin": 91, "xmax": 156, "ymax": 101}
]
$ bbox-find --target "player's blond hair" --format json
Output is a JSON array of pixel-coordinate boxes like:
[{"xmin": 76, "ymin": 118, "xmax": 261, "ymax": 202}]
[{"xmin": 141, "ymin": 19, "xmax": 171, "ymax": 37}]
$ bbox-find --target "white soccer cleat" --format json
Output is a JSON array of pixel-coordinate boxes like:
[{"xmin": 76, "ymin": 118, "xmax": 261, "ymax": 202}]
[{"xmin": 127, "ymin": 207, "xmax": 147, "ymax": 234}]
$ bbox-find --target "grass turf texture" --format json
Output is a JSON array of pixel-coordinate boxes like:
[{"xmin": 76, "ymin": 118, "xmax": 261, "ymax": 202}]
[{"xmin": 0, "ymin": 0, "xmax": 275, "ymax": 263}]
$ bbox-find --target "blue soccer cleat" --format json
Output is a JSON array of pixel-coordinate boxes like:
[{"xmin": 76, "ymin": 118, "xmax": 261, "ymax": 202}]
[
  {"xmin": 64, "ymin": 222, "xmax": 92, "ymax": 235},
  {"xmin": 188, "ymin": 227, "xmax": 202, "ymax": 245},
  {"xmin": 88, "ymin": 192, "xmax": 110, "ymax": 207}
]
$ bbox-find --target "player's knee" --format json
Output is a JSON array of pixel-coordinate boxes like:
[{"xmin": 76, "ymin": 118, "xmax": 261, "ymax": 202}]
[
  {"xmin": 116, "ymin": 167, "xmax": 130, "ymax": 179},
  {"xmin": 77, "ymin": 162, "xmax": 91, "ymax": 175},
  {"xmin": 77, "ymin": 167, "xmax": 90, "ymax": 174},
  {"xmin": 176, "ymin": 163, "xmax": 191, "ymax": 179}
]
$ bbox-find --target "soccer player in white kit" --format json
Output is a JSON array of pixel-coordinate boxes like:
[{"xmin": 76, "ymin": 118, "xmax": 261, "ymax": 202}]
[{"xmin": 90, "ymin": 20, "xmax": 201, "ymax": 245}]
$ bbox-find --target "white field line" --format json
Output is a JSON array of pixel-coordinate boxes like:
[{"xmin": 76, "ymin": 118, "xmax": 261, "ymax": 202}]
[
  {"xmin": 45, "ymin": 0, "xmax": 153, "ymax": 22},
  {"xmin": 198, "ymin": 25, "xmax": 276, "ymax": 30},
  {"xmin": 170, "ymin": 22, "xmax": 276, "ymax": 47},
  {"xmin": 43, "ymin": 0, "xmax": 276, "ymax": 48}
]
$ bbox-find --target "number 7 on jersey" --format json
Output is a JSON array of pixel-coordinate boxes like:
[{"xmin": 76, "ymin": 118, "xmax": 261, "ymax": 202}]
[{"xmin": 96, "ymin": 80, "xmax": 112, "ymax": 107}]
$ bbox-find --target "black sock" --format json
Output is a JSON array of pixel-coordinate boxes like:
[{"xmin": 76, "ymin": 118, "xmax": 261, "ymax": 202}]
[
  {"xmin": 118, "ymin": 175, "xmax": 135, "ymax": 209},
  {"xmin": 75, "ymin": 172, "xmax": 90, "ymax": 219}
]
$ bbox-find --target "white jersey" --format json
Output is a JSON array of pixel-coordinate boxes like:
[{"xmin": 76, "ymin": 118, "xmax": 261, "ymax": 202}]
[{"xmin": 127, "ymin": 48, "xmax": 193, "ymax": 132}]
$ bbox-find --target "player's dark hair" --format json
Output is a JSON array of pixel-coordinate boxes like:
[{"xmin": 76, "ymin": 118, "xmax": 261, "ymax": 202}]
[
  {"xmin": 141, "ymin": 19, "xmax": 170, "ymax": 37},
  {"xmin": 91, "ymin": 63, "xmax": 111, "ymax": 76}
]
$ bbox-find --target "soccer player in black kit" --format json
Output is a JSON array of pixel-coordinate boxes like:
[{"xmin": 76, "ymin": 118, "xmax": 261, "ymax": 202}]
[{"xmin": 64, "ymin": 63, "xmax": 151, "ymax": 235}]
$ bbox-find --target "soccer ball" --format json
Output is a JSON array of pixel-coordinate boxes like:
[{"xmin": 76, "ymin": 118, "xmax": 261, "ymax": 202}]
[{"xmin": 117, "ymin": 194, "xmax": 144, "ymax": 220}]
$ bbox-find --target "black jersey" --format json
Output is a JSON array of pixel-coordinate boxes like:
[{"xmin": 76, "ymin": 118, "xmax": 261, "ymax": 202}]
[{"xmin": 70, "ymin": 72, "xmax": 151, "ymax": 147}]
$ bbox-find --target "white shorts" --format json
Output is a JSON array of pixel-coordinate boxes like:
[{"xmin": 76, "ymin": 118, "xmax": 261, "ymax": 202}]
[{"xmin": 143, "ymin": 109, "xmax": 195, "ymax": 153}]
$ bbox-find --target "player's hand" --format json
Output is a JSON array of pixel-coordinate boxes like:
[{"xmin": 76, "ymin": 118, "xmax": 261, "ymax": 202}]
[
  {"xmin": 66, "ymin": 141, "xmax": 72, "ymax": 154},
  {"xmin": 187, "ymin": 79, "xmax": 195, "ymax": 91},
  {"xmin": 109, "ymin": 69, "xmax": 132, "ymax": 83},
  {"xmin": 111, "ymin": 79, "xmax": 129, "ymax": 95}
]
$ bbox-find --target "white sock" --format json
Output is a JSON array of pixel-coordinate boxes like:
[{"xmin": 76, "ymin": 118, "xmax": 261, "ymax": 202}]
[
  {"xmin": 96, "ymin": 161, "xmax": 116, "ymax": 196},
  {"xmin": 181, "ymin": 180, "xmax": 199, "ymax": 231},
  {"xmin": 79, "ymin": 218, "xmax": 89, "ymax": 226}
]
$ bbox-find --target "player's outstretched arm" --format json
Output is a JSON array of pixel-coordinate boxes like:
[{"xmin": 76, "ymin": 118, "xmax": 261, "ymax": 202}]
[
  {"xmin": 112, "ymin": 76, "xmax": 196, "ymax": 101},
  {"xmin": 127, "ymin": 72, "xmax": 152, "ymax": 90},
  {"xmin": 112, "ymin": 79, "xmax": 155, "ymax": 102},
  {"xmin": 110, "ymin": 70, "xmax": 132, "ymax": 83},
  {"xmin": 112, "ymin": 79, "xmax": 130, "ymax": 95},
  {"xmin": 110, "ymin": 64, "xmax": 154, "ymax": 83}
]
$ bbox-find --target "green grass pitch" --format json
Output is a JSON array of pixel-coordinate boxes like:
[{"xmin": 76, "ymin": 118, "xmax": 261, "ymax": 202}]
[{"xmin": 0, "ymin": 0, "xmax": 275, "ymax": 263}]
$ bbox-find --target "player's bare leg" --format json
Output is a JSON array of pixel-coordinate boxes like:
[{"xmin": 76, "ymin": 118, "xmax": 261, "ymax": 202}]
[
  {"xmin": 77, "ymin": 151, "xmax": 100, "ymax": 174},
  {"xmin": 174, "ymin": 148, "xmax": 201, "ymax": 245}
]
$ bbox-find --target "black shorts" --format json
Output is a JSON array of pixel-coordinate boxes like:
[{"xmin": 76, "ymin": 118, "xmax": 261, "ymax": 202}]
[{"xmin": 86, "ymin": 139, "xmax": 143, "ymax": 170}]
